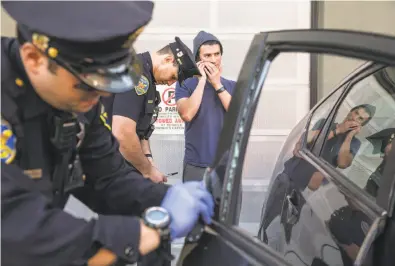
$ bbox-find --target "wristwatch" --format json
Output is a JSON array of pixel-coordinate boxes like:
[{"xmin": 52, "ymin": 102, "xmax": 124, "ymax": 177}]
[
  {"xmin": 142, "ymin": 207, "xmax": 174, "ymax": 261},
  {"xmin": 215, "ymin": 86, "xmax": 226, "ymax": 94}
]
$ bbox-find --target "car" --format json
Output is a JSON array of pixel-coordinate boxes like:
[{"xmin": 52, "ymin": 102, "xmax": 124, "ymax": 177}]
[{"xmin": 176, "ymin": 29, "xmax": 395, "ymax": 266}]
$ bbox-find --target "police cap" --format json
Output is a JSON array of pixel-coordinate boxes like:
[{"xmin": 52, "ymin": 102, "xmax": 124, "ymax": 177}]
[
  {"xmin": 2, "ymin": 1, "xmax": 154, "ymax": 93},
  {"xmin": 367, "ymin": 128, "xmax": 395, "ymax": 154},
  {"xmin": 169, "ymin": 37, "xmax": 200, "ymax": 84}
]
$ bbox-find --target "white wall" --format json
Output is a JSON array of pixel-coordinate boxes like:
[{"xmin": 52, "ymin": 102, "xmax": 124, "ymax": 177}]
[{"xmin": 317, "ymin": 0, "xmax": 395, "ymax": 99}]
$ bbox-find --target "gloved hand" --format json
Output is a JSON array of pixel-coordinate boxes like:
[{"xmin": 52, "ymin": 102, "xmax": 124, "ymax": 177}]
[{"xmin": 161, "ymin": 181, "xmax": 214, "ymax": 240}]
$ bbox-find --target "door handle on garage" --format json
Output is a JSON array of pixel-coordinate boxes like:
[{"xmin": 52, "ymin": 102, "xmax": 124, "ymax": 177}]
[{"xmin": 285, "ymin": 190, "xmax": 299, "ymax": 225}]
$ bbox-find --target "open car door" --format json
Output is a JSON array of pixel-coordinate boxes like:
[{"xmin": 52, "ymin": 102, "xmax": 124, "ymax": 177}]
[{"xmin": 176, "ymin": 29, "xmax": 395, "ymax": 266}]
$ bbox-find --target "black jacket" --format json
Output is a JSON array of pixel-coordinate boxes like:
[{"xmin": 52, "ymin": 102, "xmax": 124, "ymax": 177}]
[{"xmin": 1, "ymin": 37, "xmax": 169, "ymax": 266}]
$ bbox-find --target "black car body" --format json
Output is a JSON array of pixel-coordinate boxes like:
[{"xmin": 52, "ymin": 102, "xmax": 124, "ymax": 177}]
[
  {"xmin": 258, "ymin": 61, "xmax": 395, "ymax": 266},
  {"xmin": 177, "ymin": 29, "xmax": 395, "ymax": 266}
]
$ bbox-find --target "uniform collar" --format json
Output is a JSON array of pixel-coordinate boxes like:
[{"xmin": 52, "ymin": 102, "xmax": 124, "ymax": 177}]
[{"xmin": 140, "ymin": 52, "xmax": 156, "ymax": 84}]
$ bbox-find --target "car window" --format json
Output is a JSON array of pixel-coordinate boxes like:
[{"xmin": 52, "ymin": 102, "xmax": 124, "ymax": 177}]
[
  {"xmin": 302, "ymin": 87, "xmax": 345, "ymax": 153},
  {"xmin": 319, "ymin": 66, "xmax": 395, "ymax": 200},
  {"xmin": 235, "ymin": 54, "xmax": 355, "ymax": 237}
]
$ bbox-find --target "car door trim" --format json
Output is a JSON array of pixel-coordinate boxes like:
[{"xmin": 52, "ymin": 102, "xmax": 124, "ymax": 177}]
[
  {"xmin": 300, "ymin": 149, "xmax": 385, "ymax": 219},
  {"xmin": 355, "ymin": 214, "xmax": 388, "ymax": 266},
  {"xmin": 264, "ymin": 29, "xmax": 395, "ymax": 65},
  {"xmin": 208, "ymin": 221, "xmax": 292, "ymax": 266},
  {"xmin": 377, "ymin": 138, "xmax": 395, "ymax": 217}
]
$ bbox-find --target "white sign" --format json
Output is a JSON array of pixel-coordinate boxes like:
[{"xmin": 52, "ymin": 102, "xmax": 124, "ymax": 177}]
[{"xmin": 154, "ymin": 85, "xmax": 185, "ymax": 134}]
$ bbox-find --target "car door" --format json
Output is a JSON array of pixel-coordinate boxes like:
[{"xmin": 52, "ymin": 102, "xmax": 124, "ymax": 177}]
[
  {"xmin": 261, "ymin": 64, "xmax": 395, "ymax": 266},
  {"xmin": 251, "ymin": 33, "xmax": 395, "ymax": 266},
  {"xmin": 177, "ymin": 30, "xmax": 395, "ymax": 266}
]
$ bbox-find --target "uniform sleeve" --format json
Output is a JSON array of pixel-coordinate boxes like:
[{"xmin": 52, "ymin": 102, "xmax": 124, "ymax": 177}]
[
  {"xmin": 112, "ymin": 89, "xmax": 145, "ymax": 122},
  {"xmin": 1, "ymin": 163, "xmax": 143, "ymax": 265},
  {"xmin": 79, "ymin": 104, "xmax": 169, "ymax": 216},
  {"xmin": 175, "ymin": 81, "xmax": 191, "ymax": 101}
]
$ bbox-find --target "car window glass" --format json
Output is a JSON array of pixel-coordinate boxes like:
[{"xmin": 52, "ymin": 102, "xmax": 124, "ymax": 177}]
[
  {"xmin": 235, "ymin": 52, "xmax": 346, "ymax": 237},
  {"xmin": 230, "ymin": 52, "xmax": 309, "ymax": 236},
  {"xmin": 320, "ymin": 66, "xmax": 395, "ymax": 200},
  {"xmin": 302, "ymin": 87, "xmax": 345, "ymax": 153},
  {"xmin": 235, "ymin": 52, "xmax": 354, "ymax": 237}
]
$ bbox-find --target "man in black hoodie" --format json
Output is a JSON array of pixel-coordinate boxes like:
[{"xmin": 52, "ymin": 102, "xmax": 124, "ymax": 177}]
[{"xmin": 175, "ymin": 31, "xmax": 236, "ymax": 182}]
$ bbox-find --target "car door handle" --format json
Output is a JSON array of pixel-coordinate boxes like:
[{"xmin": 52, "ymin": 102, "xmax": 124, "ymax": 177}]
[{"xmin": 285, "ymin": 190, "xmax": 299, "ymax": 225}]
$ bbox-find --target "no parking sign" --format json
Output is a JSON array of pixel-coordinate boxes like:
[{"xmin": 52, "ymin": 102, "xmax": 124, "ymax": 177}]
[
  {"xmin": 162, "ymin": 87, "xmax": 177, "ymax": 107},
  {"xmin": 154, "ymin": 85, "xmax": 185, "ymax": 135}
]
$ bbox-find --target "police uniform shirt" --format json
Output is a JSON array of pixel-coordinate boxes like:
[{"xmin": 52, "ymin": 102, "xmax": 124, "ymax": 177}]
[
  {"xmin": 1, "ymin": 39, "xmax": 169, "ymax": 266},
  {"xmin": 112, "ymin": 52, "xmax": 156, "ymax": 136}
]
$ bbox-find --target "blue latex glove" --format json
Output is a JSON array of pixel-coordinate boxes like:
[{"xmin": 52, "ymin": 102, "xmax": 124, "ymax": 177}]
[{"xmin": 161, "ymin": 181, "xmax": 214, "ymax": 240}]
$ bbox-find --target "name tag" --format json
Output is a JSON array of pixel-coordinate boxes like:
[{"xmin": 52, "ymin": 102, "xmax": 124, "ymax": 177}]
[{"xmin": 23, "ymin": 168, "xmax": 43, "ymax": 179}]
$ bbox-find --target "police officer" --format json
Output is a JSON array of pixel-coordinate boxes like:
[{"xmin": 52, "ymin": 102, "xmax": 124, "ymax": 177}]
[
  {"xmin": 365, "ymin": 128, "xmax": 395, "ymax": 197},
  {"xmin": 1, "ymin": 2, "xmax": 214, "ymax": 266},
  {"xmin": 102, "ymin": 38, "xmax": 200, "ymax": 183}
]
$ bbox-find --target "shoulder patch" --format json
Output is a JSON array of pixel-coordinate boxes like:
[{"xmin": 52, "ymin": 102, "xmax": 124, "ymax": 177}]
[
  {"xmin": 1, "ymin": 118, "xmax": 17, "ymax": 164},
  {"xmin": 134, "ymin": 75, "xmax": 150, "ymax": 96}
]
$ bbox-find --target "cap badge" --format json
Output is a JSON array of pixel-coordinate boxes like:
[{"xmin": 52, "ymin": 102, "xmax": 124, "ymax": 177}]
[{"xmin": 32, "ymin": 33, "xmax": 49, "ymax": 52}]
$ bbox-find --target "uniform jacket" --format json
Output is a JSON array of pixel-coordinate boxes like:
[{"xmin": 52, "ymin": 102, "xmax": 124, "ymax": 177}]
[{"xmin": 1, "ymin": 37, "xmax": 169, "ymax": 266}]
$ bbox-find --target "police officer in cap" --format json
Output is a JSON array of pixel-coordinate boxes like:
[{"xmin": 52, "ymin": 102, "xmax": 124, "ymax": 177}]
[
  {"xmin": 1, "ymin": 2, "xmax": 214, "ymax": 266},
  {"xmin": 364, "ymin": 128, "xmax": 395, "ymax": 197},
  {"xmin": 102, "ymin": 38, "xmax": 200, "ymax": 183}
]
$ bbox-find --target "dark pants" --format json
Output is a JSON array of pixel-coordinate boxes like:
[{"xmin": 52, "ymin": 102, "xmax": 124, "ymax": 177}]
[
  {"xmin": 182, "ymin": 163, "xmax": 207, "ymax": 183},
  {"xmin": 182, "ymin": 163, "xmax": 207, "ymax": 245},
  {"xmin": 182, "ymin": 162, "xmax": 242, "ymax": 236}
]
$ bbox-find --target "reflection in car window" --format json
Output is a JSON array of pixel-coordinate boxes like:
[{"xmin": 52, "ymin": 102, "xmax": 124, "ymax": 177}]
[
  {"xmin": 258, "ymin": 62, "xmax": 392, "ymax": 266},
  {"xmin": 293, "ymin": 86, "xmax": 344, "ymax": 157},
  {"xmin": 320, "ymin": 66, "xmax": 395, "ymax": 199}
]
